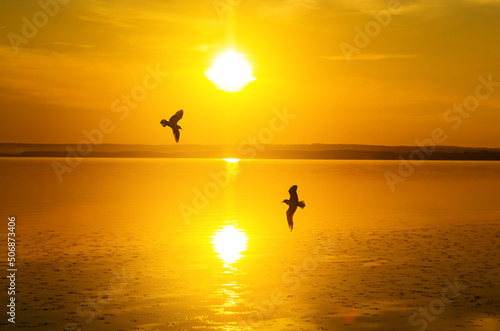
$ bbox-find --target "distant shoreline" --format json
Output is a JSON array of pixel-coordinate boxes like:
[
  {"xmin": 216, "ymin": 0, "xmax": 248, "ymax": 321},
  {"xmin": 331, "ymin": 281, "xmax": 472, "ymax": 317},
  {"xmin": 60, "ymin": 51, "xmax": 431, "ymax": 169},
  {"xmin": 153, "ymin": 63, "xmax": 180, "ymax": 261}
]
[{"xmin": 1, "ymin": 143, "xmax": 500, "ymax": 161}]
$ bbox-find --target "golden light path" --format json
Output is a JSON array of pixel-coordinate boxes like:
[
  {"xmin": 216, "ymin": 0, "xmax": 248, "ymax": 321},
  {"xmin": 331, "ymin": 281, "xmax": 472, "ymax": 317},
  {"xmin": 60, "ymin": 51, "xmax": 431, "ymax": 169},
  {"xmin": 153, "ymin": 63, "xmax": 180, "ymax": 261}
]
[
  {"xmin": 223, "ymin": 158, "xmax": 240, "ymax": 182},
  {"xmin": 210, "ymin": 222, "xmax": 249, "ymax": 318},
  {"xmin": 205, "ymin": 51, "xmax": 256, "ymax": 92}
]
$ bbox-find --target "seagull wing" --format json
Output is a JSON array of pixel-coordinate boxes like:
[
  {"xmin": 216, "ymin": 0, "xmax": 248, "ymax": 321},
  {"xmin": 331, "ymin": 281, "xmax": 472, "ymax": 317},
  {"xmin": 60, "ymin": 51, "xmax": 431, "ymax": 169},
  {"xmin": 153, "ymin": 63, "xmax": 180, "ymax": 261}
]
[
  {"xmin": 173, "ymin": 128, "xmax": 180, "ymax": 143},
  {"xmin": 286, "ymin": 205, "xmax": 296, "ymax": 231},
  {"xmin": 169, "ymin": 109, "xmax": 183, "ymax": 125},
  {"xmin": 288, "ymin": 185, "xmax": 298, "ymax": 204}
]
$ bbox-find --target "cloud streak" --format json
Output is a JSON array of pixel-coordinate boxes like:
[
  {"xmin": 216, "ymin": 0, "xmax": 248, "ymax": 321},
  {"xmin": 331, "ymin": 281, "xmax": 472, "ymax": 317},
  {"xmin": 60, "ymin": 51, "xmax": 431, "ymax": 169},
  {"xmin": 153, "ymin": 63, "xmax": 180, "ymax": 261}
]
[{"xmin": 323, "ymin": 53, "xmax": 419, "ymax": 61}]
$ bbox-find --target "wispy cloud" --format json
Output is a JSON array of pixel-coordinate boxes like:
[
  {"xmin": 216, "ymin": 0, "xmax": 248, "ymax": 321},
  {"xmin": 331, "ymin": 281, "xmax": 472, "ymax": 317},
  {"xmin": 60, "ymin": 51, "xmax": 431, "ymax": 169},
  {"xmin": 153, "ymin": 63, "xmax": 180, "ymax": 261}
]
[
  {"xmin": 73, "ymin": 0, "xmax": 216, "ymax": 33},
  {"xmin": 0, "ymin": 45, "xmax": 137, "ymax": 110},
  {"xmin": 323, "ymin": 53, "xmax": 419, "ymax": 61},
  {"xmin": 50, "ymin": 42, "xmax": 95, "ymax": 49},
  {"xmin": 258, "ymin": 0, "xmax": 323, "ymax": 20}
]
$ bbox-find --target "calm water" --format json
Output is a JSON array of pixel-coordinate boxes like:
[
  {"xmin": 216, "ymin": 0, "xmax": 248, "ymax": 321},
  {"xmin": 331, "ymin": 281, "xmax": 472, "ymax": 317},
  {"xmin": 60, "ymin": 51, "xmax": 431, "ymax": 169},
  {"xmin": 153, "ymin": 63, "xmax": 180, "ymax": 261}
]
[{"xmin": 0, "ymin": 158, "xmax": 499, "ymax": 330}]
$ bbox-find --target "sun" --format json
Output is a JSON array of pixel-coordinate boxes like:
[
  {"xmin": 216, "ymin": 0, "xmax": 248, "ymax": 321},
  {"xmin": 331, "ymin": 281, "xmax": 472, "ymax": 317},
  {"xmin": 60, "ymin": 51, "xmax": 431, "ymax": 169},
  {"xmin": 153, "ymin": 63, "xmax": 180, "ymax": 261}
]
[{"xmin": 205, "ymin": 51, "xmax": 256, "ymax": 92}]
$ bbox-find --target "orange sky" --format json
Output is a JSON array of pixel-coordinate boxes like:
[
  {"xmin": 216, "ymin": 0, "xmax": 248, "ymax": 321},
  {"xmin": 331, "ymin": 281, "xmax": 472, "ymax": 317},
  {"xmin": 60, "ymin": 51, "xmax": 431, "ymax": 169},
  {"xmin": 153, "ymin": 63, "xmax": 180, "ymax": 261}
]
[{"xmin": 1, "ymin": 0, "xmax": 500, "ymax": 146}]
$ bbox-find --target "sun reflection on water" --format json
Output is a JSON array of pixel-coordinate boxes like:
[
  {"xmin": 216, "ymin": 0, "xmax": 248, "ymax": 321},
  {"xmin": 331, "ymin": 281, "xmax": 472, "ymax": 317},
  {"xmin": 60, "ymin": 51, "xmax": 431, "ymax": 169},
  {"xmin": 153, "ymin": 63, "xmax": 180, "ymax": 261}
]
[
  {"xmin": 223, "ymin": 158, "xmax": 240, "ymax": 163},
  {"xmin": 211, "ymin": 223, "xmax": 248, "ymax": 268},
  {"xmin": 222, "ymin": 158, "xmax": 240, "ymax": 182},
  {"xmin": 210, "ymin": 222, "xmax": 249, "ymax": 321}
]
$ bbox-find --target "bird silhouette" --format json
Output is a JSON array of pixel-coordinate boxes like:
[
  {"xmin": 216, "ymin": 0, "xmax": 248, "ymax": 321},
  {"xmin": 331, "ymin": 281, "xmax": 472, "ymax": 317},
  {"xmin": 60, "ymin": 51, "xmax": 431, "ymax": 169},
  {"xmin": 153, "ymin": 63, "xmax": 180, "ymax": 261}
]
[
  {"xmin": 282, "ymin": 185, "xmax": 305, "ymax": 231},
  {"xmin": 160, "ymin": 109, "xmax": 183, "ymax": 143}
]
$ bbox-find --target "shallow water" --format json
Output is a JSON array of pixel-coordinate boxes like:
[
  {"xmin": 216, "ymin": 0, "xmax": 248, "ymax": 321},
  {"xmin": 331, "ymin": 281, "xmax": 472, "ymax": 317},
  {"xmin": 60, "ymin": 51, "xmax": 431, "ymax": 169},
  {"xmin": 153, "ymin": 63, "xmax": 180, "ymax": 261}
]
[{"xmin": 0, "ymin": 158, "xmax": 499, "ymax": 330}]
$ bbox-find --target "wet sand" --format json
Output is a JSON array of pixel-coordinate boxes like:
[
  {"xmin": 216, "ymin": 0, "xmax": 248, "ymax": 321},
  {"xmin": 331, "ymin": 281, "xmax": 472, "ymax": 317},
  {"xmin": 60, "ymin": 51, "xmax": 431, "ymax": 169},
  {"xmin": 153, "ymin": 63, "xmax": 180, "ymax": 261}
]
[{"xmin": 3, "ymin": 217, "xmax": 498, "ymax": 330}]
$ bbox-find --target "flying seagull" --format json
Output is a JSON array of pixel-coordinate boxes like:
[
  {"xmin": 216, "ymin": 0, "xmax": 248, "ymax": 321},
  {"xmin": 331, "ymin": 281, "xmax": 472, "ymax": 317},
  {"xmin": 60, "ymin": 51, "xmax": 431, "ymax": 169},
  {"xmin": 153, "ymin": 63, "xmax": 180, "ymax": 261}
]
[
  {"xmin": 282, "ymin": 185, "xmax": 306, "ymax": 231},
  {"xmin": 160, "ymin": 109, "xmax": 184, "ymax": 143}
]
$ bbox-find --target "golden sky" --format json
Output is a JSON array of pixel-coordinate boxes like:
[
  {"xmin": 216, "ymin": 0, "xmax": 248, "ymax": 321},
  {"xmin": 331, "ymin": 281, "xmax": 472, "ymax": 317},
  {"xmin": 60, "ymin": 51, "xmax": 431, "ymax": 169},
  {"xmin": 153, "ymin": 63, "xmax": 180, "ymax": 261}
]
[{"xmin": 1, "ymin": 0, "xmax": 500, "ymax": 146}]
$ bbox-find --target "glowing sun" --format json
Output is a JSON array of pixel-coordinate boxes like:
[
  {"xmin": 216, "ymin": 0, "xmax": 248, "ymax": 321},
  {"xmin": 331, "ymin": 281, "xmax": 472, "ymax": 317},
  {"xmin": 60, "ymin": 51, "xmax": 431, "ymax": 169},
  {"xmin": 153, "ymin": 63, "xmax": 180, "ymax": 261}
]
[{"xmin": 205, "ymin": 51, "xmax": 256, "ymax": 92}]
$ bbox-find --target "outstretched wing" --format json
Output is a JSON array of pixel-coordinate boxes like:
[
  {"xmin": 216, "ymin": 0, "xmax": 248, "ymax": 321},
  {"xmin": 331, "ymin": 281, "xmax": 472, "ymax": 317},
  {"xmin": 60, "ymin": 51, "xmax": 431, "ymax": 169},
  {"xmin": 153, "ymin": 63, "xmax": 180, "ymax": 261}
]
[
  {"xmin": 288, "ymin": 185, "xmax": 298, "ymax": 203},
  {"xmin": 169, "ymin": 109, "xmax": 183, "ymax": 125},
  {"xmin": 286, "ymin": 206, "xmax": 296, "ymax": 231},
  {"xmin": 160, "ymin": 119, "xmax": 168, "ymax": 127},
  {"xmin": 173, "ymin": 128, "xmax": 180, "ymax": 143}
]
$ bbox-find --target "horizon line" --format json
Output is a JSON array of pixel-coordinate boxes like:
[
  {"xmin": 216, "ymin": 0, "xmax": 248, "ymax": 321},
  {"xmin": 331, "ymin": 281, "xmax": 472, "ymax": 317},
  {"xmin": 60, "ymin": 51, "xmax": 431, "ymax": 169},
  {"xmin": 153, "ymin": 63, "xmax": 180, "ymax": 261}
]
[{"xmin": 1, "ymin": 142, "xmax": 499, "ymax": 149}]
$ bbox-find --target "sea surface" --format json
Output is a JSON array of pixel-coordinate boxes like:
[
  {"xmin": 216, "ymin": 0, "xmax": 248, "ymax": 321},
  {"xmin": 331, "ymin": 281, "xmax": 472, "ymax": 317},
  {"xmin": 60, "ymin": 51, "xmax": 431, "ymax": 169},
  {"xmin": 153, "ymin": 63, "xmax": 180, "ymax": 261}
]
[{"xmin": 0, "ymin": 158, "xmax": 499, "ymax": 330}]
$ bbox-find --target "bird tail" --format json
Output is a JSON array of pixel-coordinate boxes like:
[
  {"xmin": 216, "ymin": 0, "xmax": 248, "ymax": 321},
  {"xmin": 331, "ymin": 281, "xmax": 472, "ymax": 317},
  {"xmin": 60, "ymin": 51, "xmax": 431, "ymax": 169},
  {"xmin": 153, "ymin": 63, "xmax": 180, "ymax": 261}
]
[
  {"xmin": 298, "ymin": 201, "xmax": 305, "ymax": 209},
  {"xmin": 160, "ymin": 119, "xmax": 168, "ymax": 127}
]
